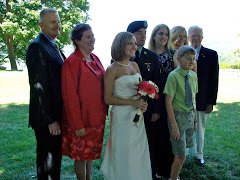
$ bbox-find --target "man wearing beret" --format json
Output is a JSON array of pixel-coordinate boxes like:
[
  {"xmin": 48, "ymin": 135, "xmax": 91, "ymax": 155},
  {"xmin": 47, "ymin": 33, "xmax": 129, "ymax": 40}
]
[{"xmin": 127, "ymin": 20, "xmax": 162, "ymax": 179}]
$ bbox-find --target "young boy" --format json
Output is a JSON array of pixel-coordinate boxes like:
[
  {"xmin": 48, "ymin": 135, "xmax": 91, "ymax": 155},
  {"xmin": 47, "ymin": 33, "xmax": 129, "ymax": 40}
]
[{"xmin": 164, "ymin": 45, "xmax": 198, "ymax": 180}]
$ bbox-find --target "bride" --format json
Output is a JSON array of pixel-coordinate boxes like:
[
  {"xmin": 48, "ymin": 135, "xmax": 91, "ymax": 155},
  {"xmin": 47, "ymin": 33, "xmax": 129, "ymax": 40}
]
[{"xmin": 101, "ymin": 32, "xmax": 152, "ymax": 180}]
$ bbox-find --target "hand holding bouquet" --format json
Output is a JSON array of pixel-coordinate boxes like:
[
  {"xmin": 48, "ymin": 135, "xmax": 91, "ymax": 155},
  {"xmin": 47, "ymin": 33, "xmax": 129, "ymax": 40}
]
[{"xmin": 133, "ymin": 79, "xmax": 159, "ymax": 123}]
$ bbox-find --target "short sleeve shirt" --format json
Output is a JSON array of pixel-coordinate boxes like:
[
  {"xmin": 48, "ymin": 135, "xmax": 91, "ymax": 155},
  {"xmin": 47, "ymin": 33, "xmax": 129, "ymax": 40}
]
[{"xmin": 164, "ymin": 66, "xmax": 198, "ymax": 112}]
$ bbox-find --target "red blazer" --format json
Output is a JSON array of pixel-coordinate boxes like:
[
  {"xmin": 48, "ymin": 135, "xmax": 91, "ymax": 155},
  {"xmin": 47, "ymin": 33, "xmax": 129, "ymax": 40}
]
[{"xmin": 62, "ymin": 48, "xmax": 108, "ymax": 130}]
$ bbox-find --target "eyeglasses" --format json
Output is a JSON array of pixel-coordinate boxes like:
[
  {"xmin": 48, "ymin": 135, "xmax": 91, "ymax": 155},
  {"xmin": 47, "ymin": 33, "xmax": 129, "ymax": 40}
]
[
  {"xmin": 177, "ymin": 35, "xmax": 187, "ymax": 39},
  {"xmin": 182, "ymin": 57, "xmax": 196, "ymax": 61},
  {"xmin": 190, "ymin": 34, "xmax": 202, "ymax": 39}
]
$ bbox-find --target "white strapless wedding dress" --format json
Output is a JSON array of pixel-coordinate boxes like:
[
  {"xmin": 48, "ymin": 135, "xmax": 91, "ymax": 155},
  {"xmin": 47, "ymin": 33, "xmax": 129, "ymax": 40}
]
[{"xmin": 101, "ymin": 73, "xmax": 152, "ymax": 180}]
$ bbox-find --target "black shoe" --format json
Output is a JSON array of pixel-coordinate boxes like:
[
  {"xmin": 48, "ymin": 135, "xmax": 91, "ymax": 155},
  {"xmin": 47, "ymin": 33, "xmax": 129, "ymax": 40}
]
[{"xmin": 196, "ymin": 158, "xmax": 205, "ymax": 166}]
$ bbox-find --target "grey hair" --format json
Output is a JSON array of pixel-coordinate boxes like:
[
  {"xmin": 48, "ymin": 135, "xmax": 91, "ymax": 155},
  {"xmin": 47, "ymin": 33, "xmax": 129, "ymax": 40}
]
[
  {"xmin": 178, "ymin": 45, "xmax": 196, "ymax": 57},
  {"xmin": 188, "ymin": 25, "xmax": 203, "ymax": 35},
  {"xmin": 39, "ymin": 8, "xmax": 58, "ymax": 22}
]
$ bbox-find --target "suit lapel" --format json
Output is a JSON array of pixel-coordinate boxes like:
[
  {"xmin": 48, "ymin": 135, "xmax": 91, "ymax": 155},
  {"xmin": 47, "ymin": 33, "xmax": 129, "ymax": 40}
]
[
  {"xmin": 86, "ymin": 59, "xmax": 99, "ymax": 78},
  {"xmin": 198, "ymin": 46, "xmax": 206, "ymax": 62},
  {"xmin": 76, "ymin": 49, "xmax": 103, "ymax": 79},
  {"xmin": 94, "ymin": 55, "xmax": 105, "ymax": 76},
  {"xmin": 39, "ymin": 34, "xmax": 64, "ymax": 65},
  {"xmin": 139, "ymin": 47, "xmax": 147, "ymax": 62}
]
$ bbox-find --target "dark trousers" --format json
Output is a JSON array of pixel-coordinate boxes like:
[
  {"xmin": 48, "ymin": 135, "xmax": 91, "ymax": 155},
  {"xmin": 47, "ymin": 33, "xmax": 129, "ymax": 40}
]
[
  {"xmin": 34, "ymin": 127, "xmax": 62, "ymax": 180},
  {"xmin": 144, "ymin": 111, "xmax": 174, "ymax": 179}
]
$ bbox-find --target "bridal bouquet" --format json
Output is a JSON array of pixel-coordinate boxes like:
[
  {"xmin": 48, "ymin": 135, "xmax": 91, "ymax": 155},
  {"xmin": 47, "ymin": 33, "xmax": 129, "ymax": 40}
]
[{"xmin": 133, "ymin": 79, "xmax": 159, "ymax": 122}]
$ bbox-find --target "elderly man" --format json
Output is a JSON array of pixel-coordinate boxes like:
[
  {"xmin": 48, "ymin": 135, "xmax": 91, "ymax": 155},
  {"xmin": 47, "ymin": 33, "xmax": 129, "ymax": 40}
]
[
  {"xmin": 188, "ymin": 25, "xmax": 219, "ymax": 166},
  {"xmin": 26, "ymin": 8, "xmax": 65, "ymax": 179},
  {"xmin": 127, "ymin": 20, "xmax": 162, "ymax": 179}
]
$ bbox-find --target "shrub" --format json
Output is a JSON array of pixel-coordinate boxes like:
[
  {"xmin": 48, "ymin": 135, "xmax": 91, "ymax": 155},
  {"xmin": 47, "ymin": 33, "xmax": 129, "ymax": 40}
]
[{"xmin": 219, "ymin": 63, "xmax": 240, "ymax": 69}]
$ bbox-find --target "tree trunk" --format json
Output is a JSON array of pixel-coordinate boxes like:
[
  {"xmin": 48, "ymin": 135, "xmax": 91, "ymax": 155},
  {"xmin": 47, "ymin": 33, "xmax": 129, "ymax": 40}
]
[
  {"xmin": 5, "ymin": 33, "xmax": 17, "ymax": 70},
  {"xmin": 4, "ymin": 0, "xmax": 17, "ymax": 70}
]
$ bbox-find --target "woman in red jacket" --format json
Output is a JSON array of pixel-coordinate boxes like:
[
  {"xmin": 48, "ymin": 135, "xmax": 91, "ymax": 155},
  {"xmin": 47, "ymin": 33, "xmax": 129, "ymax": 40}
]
[{"xmin": 61, "ymin": 24, "xmax": 108, "ymax": 180}]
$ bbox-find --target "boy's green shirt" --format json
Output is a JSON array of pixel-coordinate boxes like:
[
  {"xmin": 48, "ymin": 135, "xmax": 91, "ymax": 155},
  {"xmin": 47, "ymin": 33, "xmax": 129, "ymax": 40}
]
[{"xmin": 164, "ymin": 65, "xmax": 198, "ymax": 112}]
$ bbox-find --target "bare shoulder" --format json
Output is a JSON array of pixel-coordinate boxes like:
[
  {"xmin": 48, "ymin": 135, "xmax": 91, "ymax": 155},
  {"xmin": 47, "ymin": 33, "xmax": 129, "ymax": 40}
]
[
  {"xmin": 132, "ymin": 61, "xmax": 138, "ymax": 67},
  {"xmin": 105, "ymin": 63, "xmax": 118, "ymax": 77},
  {"xmin": 131, "ymin": 61, "xmax": 140, "ymax": 74}
]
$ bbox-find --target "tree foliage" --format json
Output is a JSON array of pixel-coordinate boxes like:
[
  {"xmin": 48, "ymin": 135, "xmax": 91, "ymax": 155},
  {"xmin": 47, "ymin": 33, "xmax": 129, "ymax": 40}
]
[
  {"xmin": 0, "ymin": 0, "xmax": 90, "ymax": 70},
  {"xmin": 219, "ymin": 51, "xmax": 240, "ymax": 64}
]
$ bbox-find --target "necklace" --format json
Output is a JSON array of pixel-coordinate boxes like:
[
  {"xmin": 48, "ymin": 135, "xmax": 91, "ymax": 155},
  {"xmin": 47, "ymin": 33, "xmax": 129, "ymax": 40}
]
[{"xmin": 116, "ymin": 61, "xmax": 130, "ymax": 67}]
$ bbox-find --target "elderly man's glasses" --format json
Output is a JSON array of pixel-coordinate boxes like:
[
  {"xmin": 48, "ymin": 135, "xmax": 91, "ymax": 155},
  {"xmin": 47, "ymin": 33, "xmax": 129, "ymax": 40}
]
[
  {"xmin": 190, "ymin": 34, "xmax": 202, "ymax": 39},
  {"xmin": 182, "ymin": 57, "xmax": 196, "ymax": 61}
]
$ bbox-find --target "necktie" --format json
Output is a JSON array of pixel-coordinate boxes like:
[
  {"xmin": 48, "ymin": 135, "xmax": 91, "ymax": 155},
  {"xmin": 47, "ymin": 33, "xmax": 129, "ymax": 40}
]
[
  {"xmin": 134, "ymin": 50, "xmax": 140, "ymax": 63},
  {"xmin": 185, "ymin": 73, "xmax": 192, "ymax": 107},
  {"xmin": 54, "ymin": 43, "xmax": 64, "ymax": 61}
]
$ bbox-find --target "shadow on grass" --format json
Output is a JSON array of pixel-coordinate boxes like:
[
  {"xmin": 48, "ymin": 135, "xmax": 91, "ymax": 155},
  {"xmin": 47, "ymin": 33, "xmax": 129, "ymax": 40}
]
[
  {"xmin": 181, "ymin": 102, "xmax": 240, "ymax": 180},
  {"xmin": 0, "ymin": 103, "xmax": 108, "ymax": 180},
  {"xmin": 0, "ymin": 102, "xmax": 239, "ymax": 180},
  {"xmin": 0, "ymin": 103, "xmax": 37, "ymax": 179}
]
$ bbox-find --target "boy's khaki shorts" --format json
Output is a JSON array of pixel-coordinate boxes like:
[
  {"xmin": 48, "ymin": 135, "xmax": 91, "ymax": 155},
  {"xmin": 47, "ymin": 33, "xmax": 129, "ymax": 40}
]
[{"xmin": 168, "ymin": 110, "xmax": 195, "ymax": 156}]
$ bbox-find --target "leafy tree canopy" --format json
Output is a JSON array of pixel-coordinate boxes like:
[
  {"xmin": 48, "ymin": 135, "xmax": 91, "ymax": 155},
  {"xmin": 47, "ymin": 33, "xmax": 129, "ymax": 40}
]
[
  {"xmin": 219, "ymin": 51, "xmax": 240, "ymax": 64},
  {"xmin": 0, "ymin": 0, "xmax": 90, "ymax": 70}
]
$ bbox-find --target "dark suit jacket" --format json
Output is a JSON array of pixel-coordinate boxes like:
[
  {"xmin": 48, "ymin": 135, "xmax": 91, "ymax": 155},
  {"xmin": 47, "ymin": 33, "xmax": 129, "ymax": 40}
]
[
  {"xmin": 135, "ymin": 47, "xmax": 161, "ymax": 115},
  {"xmin": 26, "ymin": 33, "xmax": 66, "ymax": 129},
  {"xmin": 196, "ymin": 46, "xmax": 219, "ymax": 111}
]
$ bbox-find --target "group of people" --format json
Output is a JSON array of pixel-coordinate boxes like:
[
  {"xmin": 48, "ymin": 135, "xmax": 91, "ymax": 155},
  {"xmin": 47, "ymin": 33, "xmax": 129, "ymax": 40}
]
[{"xmin": 26, "ymin": 8, "xmax": 219, "ymax": 180}]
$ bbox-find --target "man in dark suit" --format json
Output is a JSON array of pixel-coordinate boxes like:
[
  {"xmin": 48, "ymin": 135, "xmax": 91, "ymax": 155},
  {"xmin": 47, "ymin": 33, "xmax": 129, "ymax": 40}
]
[
  {"xmin": 188, "ymin": 25, "xmax": 219, "ymax": 166},
  {"xmin": 127, "ymin": 21, "xmax": 162, "ymax": 179},
  {"xmin": 26, "ymin": 8, "xmax": 65, "ymax": 179}
]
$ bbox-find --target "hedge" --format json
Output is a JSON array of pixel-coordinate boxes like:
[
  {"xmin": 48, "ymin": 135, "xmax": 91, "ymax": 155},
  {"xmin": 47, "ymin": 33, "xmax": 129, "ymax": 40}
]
[{"xmin": 219, "ymin": 63, "xmax": 240, "ymax": 69}]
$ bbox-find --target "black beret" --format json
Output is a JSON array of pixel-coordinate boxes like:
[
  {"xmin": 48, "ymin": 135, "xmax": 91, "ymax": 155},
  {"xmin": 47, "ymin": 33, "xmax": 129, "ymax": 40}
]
[{"xmin": 127, "ymin": 21, "xmax": 148, "ymax": 33}]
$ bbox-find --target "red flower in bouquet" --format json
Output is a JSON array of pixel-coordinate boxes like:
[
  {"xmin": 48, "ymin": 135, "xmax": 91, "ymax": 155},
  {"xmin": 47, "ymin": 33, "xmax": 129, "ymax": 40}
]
[
  {"xmin": 144, "ymin": 84, "xmax": 156, "ymax": 95},
  {"xmin": 138, "ymin": 81, "xmax": 148, "ymax": 90},
  {"xmin": 133, "ymin": 79, "xmax": 159, "ymax": 123}
]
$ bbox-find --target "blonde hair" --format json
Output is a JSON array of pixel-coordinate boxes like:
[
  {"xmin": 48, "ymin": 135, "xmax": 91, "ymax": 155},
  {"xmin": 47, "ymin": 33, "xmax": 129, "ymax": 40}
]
[
  {"xmin": 170, "ymin": 26, "xmax": 189, "ymax": 49},
  {"xmin": 148, "ymin": 24, "xmax": 171, "ymax": 53}
]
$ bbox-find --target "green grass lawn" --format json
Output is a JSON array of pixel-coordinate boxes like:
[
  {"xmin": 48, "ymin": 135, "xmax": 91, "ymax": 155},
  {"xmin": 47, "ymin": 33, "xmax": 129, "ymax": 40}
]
[{"xmin": 0, "ymin": 70, "xmax": 239, "ymax": 180}]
